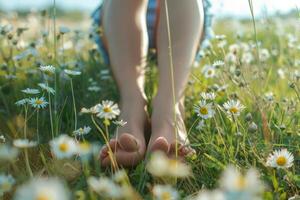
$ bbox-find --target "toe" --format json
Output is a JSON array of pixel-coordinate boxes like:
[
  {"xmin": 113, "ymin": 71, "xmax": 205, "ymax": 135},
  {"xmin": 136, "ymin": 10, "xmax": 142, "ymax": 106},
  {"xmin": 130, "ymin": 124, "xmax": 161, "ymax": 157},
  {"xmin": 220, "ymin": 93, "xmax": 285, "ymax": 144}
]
[
  {"xmin": 101, "ymin": 149, "xmax": 144, "ymax": 167},
  {"xmin": 149, "ymin": 137, "xmax": 169, "ymax": 154},
  {"xmin": 118, "ymin": 133, "xmax": 139, "ymax": 152},
  {"xmin": 100, "ymin": 139, "xmax": 118, "ymax": 159}
]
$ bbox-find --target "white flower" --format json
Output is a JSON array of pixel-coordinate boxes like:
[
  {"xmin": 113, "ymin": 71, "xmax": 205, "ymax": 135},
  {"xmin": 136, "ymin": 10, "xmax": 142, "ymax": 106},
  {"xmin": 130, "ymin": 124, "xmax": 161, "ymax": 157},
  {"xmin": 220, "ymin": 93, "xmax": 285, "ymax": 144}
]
[
  {"xmin": 194, "ymin": 190, "xmax": 225, "ymax": 200},
  {"xmin": 223, "ymin": 100, "xmax": 245, "ymax": 117},
  {"xmin": 94, "ymin": 100, "xmax": 120, "ymax": 120},
  {"xmin": 277, "ymin": 68, "xmax": 285, "ymax": 79},
  {"xmin": 266, "ymin": 149, "xmax": 294, "ymax": 169},
  {"xmin": 194, "ymin": 100, "xmax": 215, "ymax": 119},
  {"xmin": 146, "ymin": 151, "xmax": 191, "ymax": 178},
  {"xmin": 14, "ymin": 178, "xmax": 70, "ymax": 200},
  {"xmin": 88, "ymin": 177, "xmax": 123, "ymax": 199},
  {"xmin": 200, "ymin": 92, "xmax": 216, "ymax": 101},
  {"xmin": 76, "ymin": 142, "xmax": 92, "ymax": 157},
  {"xmin": 13, "ymin": 139, "xmax": 37, "ymax": 148},
  {"xmin": 220, "ymin": 166, "xmax": 263, "ymax": 199},
  {"xmin": 88, "ymin": 86, "xmax": 101, "ymax": 92},
  {"xmin": 259, "ymin": 48, "xmax": 270, "ymax": 62},
  {"xmin": 242, "ymin": 52, "xmax": 254, "ymax": 64},
  {"xmin": 73, "ymin": 126, "xmax": 91, "ymax": 136},
  {"xmin": 38, "ymin": 83, "xmax": 55, "ymax": 94},
  {"xmin": 28, "ymin": 97, "xmax": 48, "ymax": 109},
  {"xmin": 0, "ymin": 174, "xmax": 15, "ymax": 196},
  {"xmin": 153, "ymin": 185, "xmax": 179, "ymax": 200},
  {"xmin": 50, "ymin": 135, "xmax": 77, "ymax": 159},
  {"xmin": 202, "ymin": 65, "xmax": 216, "ymax": 78},
  {"xmin": 21, "ymin": 88, "xmax": 40, "ymax": 95},
  {"xmin": 196, "ymin": 120, "xmax": 205, "ymax": 131},
  {"xmin": 113, "ymin": 120, "xmax": 127, "ymax": 127},
  {"xmin": 0, "ymin": 135, "xmax": 5, "ymax": 143},
  {"xmin": 225, "ymin": 53, "xmax": 238, "ymax": 64},
  {"xmin": 40, "ymin": 65, "xmax": 55, "ymax": 74},
  {"xmin": 264, "ymin": 92, "xmax": 274, "ymax": 102},
  {"xmin": 229, "ymin": 44, "xmax": 240, "ymax": 54},
  {"xmin": 213, "ymin": 60, "xmax": 225, "ymax": 67},
  {"xmin": 15, "ymin": 98, "xmax": 29, "ymax": 106},
  {"xmin": 0, "ymin": 145, "xmax": 19, "ymax": 160},
  {"xmin": 64, "ymin": 69, "xmax": 81, "ymax": 76}
]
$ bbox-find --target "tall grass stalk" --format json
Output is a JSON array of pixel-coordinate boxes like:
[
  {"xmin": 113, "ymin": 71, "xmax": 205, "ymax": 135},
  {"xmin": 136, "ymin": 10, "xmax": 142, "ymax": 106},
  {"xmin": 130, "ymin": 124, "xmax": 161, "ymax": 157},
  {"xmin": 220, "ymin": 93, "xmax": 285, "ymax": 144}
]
[{"xmin": 70, "ymin": 78, "xmax": 77, "ymax": 130}]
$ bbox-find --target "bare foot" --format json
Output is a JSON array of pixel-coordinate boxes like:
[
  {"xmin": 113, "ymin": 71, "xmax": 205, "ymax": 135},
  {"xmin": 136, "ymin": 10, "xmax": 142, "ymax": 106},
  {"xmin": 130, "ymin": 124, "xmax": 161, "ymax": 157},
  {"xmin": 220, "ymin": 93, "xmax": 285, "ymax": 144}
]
[
  {"xmin": 148, "ymin": 98, "xmax": 195, "ymax": 158},
  {"xmin": 100, "ymin": 97, "xmax": 149, "ymax": 167}
]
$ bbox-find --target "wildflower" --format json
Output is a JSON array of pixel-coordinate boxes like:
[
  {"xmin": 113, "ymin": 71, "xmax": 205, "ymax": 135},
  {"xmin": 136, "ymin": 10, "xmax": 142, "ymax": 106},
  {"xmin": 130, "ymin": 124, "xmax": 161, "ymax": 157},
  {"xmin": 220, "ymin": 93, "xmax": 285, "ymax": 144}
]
[
  {"xmin": 152, "ymin": 185, "xmax": 179, "ymax": 200},
  {"xmin": 94, "ymin": 100, "xmax": 120, "ymax": 120},
  {"xmin": 40, "ymin": 65, "xmax": 55, "ymax": 75},
  {"xmin": 113, "ymin": 170, "xmax": 128, "ymax": 183},
  {"xmin": 50, "ymin": 135, "xmax": 77, "ymax": 159},
  {"xmin": 64, "ymin": 69, "xmax": 81, "ymax": 76},
  {"xmin": 266, "ymin": 149, "xmax": 294, "ymax": 169},
  {"xmin": 220, "ymin": 166, "xmax": 263, "ymax": 199},
  {"xmin": 200, "ymin": 92, "xmax": 216, "ymax": 101},
  {"xmin": 88, "ymin": 86, "xmax": 101, "ymax": 92},
  {"xmin": 0, "ymin": 174, "xmax": 15, "ymax": 196},
  {"xmin": 38, "ymin": 83, "xmax": 55, "ymax": 94},
  {"xmin": 76, "ymin": 142, "xmax": 92, "ymax": 157},
  {"xmin": 213, "ymin": 60, "xmax": 225, "ymax": 68},
  {"xmin": 14, "ymin": 178, "xmax": 70, "ymax": 200},
  {"xmin": 28, "ymin": 97, "xmax": 48, "ymax": 109},
  {"xmin": 73, "ymin": 126, "xmax": 91, "ymax": 136},
  {"xmin": 196, "ymin": 120, "xmax": 205, "ymax": 131},
  {"xmin": 194, "ymin": 100, "xmax": 215, "ymax": 119},
  {"xmin": 0, "ymin": 145, "xmax": 19, "ymax": 161},
  {"xmin": 88, "ymin": 177, "xmax": 123, "ymax": 199},
  {"xmin": 259, "ymin": 48, "xmax": 270, "ymax": 62},
  {"xmin": 195, "ymin": 190, "xmax": 225, "ymax": 200},
  {"xmin": 15, "ymin": 98, "xmax": 29, "ymax": 106},
  {"xmin": 225, "ymin": 53, "xmax": 238, "ymax": 64},
  {"xmin": 277, "ymin": 68, "xmax": 285, "ymax": 79},
  {"xmin": 113, "ymin": 120, "xmax": 127, "ymax": 127},
  {"xmin": 229, "ymin": 44, "xmax": 240, "ymax": 54},
  {"xmin": 202, "ymin": 65, "xmax": 216, "ymax": 78},
  {"xmin": 13, "ymin": 139, "xmax": 37, "ymax": 148},
  {"xmin": 242, "ymin": 52, "xmax": 254, "ymax": 64},
  {"xmin": 21, "ymin": 88, "xmax": 40, "ymax": 95},
  {"xmin": 223, "ymin": 100, "xmax": 245, "ymax": 117},
  {"xmin": 147, "ymin": 151, "xmax": 191, "ymax": 178},
  {"xmin": 0, "ymin": 135, "xmax": 5, "ymax": 143},
  {"xmin": 264, "ymin": 92, "xmax": 274, "ymax": 102}
]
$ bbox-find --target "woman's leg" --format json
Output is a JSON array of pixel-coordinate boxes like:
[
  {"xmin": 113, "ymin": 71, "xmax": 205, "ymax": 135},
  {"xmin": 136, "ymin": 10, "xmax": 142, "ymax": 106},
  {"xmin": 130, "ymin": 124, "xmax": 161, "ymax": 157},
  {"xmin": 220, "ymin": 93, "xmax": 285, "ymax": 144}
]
[
  {"xmin": 100, "ymin": 0, "xmax": 149, "ymax": 167},
  {"xmin": 148, "ymin": 0, "xmax": 204, "ymax": 155}
]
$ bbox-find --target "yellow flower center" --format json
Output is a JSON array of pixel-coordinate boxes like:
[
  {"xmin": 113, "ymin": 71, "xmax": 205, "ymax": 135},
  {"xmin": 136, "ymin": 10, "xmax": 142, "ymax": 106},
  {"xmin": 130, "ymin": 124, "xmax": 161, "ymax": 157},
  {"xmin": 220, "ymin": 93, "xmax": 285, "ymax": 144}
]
[
  {"xmin": 161, "ymin": 192, "xmax": 171, "ymax": 200},
  {"xmin": 207, "ymin": 70, "xmax": 213, "ymax": 75},
  {"xmin": 236, "ymin": 176, "xmax": 246, "ymax": 189},
  {"xmin": 276, "ymin": 156, "xmax": 287, "ymax": 166},
  {"xmin": 59, "ymin": 143, "xmax": 69, "ymax": 152},
  {"xmin": 78, "ymin": 128, "xmax": 83, "ymax": 133},
  {"xmin": 230, "ymin": 107, "xmax": 238, "ymax": 113},
  {"xmin": 200, "ymin": 107, "xmax": 208, "ymax": 115},
  {"xmin": 103, "ymin": 107, "xmax": 112, "ymax": 113},
  {"xmin": 79, "ymin": 142, "xmax": 90, "ymax": 151},
  {"xmin": 36, "ymin": 194, "xmax": 49, "ymax": 200},
  {"xmin": 35, "ymin": 100, "xmax": 44, "ymax": 105}
]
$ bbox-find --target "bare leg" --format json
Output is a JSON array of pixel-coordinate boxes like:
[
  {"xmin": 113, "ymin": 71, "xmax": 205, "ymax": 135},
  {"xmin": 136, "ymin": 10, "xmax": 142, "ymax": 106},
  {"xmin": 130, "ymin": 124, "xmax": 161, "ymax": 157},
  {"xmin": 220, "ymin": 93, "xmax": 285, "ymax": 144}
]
[
  {"xmin": 99, "ymin": 0, "xmax": 149, "ymax": 167},
  {"xmin": 148, "ymin": 0, "xmax": 204, "ymax": 156}
]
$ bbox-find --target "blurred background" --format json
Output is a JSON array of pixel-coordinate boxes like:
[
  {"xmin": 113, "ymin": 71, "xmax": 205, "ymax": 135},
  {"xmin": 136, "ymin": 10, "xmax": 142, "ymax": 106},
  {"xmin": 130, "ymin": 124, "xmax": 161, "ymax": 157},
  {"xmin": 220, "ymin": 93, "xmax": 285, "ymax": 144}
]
[{"xmin": 0, "ymin": 0, "xmax": 299, "ymax": 18}]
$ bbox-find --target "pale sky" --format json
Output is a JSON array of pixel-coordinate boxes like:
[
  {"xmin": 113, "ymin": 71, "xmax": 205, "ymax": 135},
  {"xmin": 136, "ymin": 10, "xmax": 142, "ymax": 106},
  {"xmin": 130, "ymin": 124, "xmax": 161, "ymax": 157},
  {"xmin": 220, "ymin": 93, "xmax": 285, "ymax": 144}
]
[{"xmin": 0, "ymin": 0, "xmax": 299, "ymax": 18}]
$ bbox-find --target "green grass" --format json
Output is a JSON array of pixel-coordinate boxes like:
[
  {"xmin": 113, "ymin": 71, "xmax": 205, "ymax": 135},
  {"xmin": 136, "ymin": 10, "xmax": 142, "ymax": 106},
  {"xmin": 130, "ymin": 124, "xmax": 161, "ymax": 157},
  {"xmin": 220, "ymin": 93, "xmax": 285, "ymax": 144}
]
[{"xmin": 0, "ymin": 8, "xmax": 299, "ymax": 200}]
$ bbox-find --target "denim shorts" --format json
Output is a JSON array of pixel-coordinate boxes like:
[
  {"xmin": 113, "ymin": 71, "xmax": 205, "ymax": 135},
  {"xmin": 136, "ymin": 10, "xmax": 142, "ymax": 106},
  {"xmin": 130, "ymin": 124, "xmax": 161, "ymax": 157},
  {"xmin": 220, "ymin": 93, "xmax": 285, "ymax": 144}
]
[{"xmin": 91, "ymin": 0, "xmax": 213, "ymax": 65}]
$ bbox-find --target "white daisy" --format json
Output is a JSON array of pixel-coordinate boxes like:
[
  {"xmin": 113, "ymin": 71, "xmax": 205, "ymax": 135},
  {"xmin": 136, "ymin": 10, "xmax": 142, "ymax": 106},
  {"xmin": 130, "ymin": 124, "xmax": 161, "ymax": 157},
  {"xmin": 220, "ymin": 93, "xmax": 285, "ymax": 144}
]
[
  {"xmin": 38, "ymin": 83, "xmax": 55, "ymax": 95},
  {"xmin": 88, "ymin": 86, "xmax": 101, "ymax": 92},
  {"xmin": 64, "ymin": 69, "xmax": 81, "ymax": 76},
  {"xmin": 152, "ymin": 185, "xmax": 179, "ymax": 200},
  {"xmin": 0, "ymin": 145, "xmax": 19, "ymax": 161},
  {"xmin": 40, "ymin": 65, "xmax": 55, "ymax": 75},
  {"xmin": 73, "ymin": 126, "xmax": 91, "ymax": 136},
  {"xmin": 202, "ymin": 65, "xmax": 216, "ymax": 78},
  {"xmin": 0, "ymin": 174, "xmax": 15, "ymax": 196},
  {"xmin": 223, "ymin": 100, "xmax": 245, "ymax": 117},
  {"xmin": 94, "ymin": 100, "xmax": 120, "ymax": 120},
  {"xmin": 50, "ymin": 135, "xmax": 77, "ymax": 159},
  {"xmin": 220, "ymin": 166, "xmax": 263, "ymax": 198},
  {"xmin": 13, "ymin": 139, "xmax": 37, "ymax": 148},
  {"xmin": 259, "ymin": 48, "xmax": 270, "ymax": 62},
  {"xmin": 113, "ymin": 120, "xmax": 127, "ymax": 127},
  {"xmin": 21, "ymin": 88, "xmax": 40, "ymax": 95},
  {"xmin": 200, "ymin": 92, "xmax": 216, "ymax": 101},
  {"xmin": 15, "ymin": 98, "xmax": 29, "ymax": 106},
  {"xmin": 194, "ymin": 100, "xmax": 215, "ymax": 119},
  {"xmin": 213, "ymin": 60, "xmax": 225, "ymax": 67},
  {"xmin": 28, "ymin": 97, "xmax": 48, "ymax": 109},
  {"xmin": 88, "ymin": 177, "xmax": 123, "ymax": 199},
  {"xmin": 195, "ymin": 190, "xmax": 225, "ymax": 200},
  {"xmin": 266, "ymin": 149, "xmax": 294, "ymax": 169},
  {"xmin": 14, "ymin": 178, "xmax": 70, "ymax": 200},
  {"xmin": 242, "ymin": 52, "xmax": 254, "ymax": 64},
  {"xmin": 146, "ymin": 151, "xmax": 191, "ymax": 178},
  {"xmin": 76, "ymin": 142, "xmax": 92, "ymax": 157}
]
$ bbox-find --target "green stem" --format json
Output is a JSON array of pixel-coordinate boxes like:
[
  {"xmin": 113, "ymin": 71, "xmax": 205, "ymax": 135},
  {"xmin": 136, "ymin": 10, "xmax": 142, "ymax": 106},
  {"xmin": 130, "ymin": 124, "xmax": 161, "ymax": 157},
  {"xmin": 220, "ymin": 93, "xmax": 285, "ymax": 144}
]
[
  {"xmin": 24, "ymin": 149, "xmax": 33, "ymax": 177},
  {"xmin": 70, "ymin": 78, "xmax": 77, "ymax": 130},
  {"xmin": 48, "ymin": 91, "xmax": 55, "ymax": 139},
  {"xmin": 36, "ymin": 109, "xmax": 39, "ymax": 142}
]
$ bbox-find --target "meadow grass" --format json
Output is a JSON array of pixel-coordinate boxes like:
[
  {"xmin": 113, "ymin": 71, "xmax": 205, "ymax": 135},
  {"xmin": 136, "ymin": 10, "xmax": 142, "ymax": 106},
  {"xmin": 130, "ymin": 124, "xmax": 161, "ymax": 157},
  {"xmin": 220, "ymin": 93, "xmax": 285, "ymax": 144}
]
[{"xmin": 0, "ymin": 6, "xmax": 299, "ymax": 200}]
